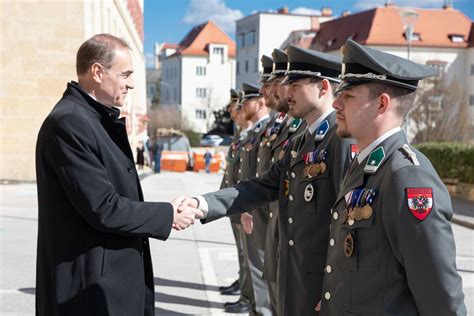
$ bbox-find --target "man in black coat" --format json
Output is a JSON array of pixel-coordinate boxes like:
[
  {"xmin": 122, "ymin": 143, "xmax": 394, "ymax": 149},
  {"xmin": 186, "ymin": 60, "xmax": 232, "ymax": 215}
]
[{"xmin": 35, "ymin": 34, "xmax": 201, "ymax": 316}]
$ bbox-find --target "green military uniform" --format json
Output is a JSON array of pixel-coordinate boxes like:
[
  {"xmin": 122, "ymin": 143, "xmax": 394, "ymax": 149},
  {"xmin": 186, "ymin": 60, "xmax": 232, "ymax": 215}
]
[
  {"xmin": 201, "ymin": 46, "xmax": 355, "ymax": 315},
  {"xmin": 238, "ymin": 82, "xmax": 272, "ymax": 315},
  {"xmin": 219, "ymin": 88, "xmax": 255, "ymax": 307},
  {"xmin": 320, "ymin": 40, "xmax": 466, "ymax": 315}
]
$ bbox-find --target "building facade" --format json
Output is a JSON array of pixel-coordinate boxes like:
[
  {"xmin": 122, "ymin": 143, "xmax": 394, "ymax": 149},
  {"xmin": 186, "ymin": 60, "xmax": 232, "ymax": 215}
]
[
  {"xmin": 159, "ymin": 21, "xmax": 236, "ymax": 133},
  {"xmin": 1, "ymin": 0, "xmax": 147, "ymax": 181},
  {"xmin": 235, "ymin": 7, "xmax": 333, "ymax": 88}
]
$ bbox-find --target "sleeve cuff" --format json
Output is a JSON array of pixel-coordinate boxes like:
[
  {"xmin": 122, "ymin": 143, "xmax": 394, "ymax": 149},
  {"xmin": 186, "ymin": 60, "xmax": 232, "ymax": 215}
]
[{"xmin": 195, "ymin": 195, "xmax": 209, "ymax": 218}]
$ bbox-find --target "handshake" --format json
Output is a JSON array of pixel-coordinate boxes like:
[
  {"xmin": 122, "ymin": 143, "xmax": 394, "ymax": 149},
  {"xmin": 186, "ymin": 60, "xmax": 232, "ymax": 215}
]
[{"xmin": 171, "ymin": 196, "xmax": 204, "ymax": 231}]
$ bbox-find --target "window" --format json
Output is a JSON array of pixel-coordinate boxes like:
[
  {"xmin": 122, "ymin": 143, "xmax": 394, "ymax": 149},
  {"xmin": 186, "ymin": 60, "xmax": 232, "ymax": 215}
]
[
  {"xmin": 196, "ymin": 88, "xmax": 207, "ymax": 98},
  {"xmin": 470, "ymin": 95, "xmax": 474, "ymax": 106},
  {"xmin": 254, "ymin": 58, "xmax": 258, "ymax": 72},
  {"xmin": 213, "ymin": 47, "xmax": 224, "ymax": 55},
  {"xmin": 426, "ymin": 60, "xmax": 447, "ymax": 79},
  {"xmin": 196, "ymin": 66, "xmax": 206, "ymax": 76},
  {"xmin": 245, "ymin": 60, "xmax": 248, "ymax": 73},
  {"xmin": 449, "ymin": 34, "xmax": 465, "ymax": 43},
  {"xmin": 245, "ymin": 31, "xmax": 256, "ymax": 46},
  {"xmin": 236, "ymin": 61, "xmax": 240, "ymax": 75},
  {"xmin": 196, "ymin": 109, "xmax": 207, "ymax": 119},
  {"xmin": 237, "ymin": 33, "xmax": 245, "ymax": 48}
]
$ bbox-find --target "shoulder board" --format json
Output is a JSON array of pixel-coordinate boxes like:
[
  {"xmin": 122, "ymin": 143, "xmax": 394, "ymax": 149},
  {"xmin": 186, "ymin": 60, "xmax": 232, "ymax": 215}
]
[{"xmin": 399, "ymin": 144, "xmax": 420, "ymax": 166}]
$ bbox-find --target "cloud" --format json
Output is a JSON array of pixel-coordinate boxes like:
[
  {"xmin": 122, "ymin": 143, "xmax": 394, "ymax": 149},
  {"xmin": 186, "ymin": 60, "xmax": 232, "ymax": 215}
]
[
  {"xmin": 291, "ymin": 7, "xmax": 322, "ymax": 16},
  {"xmin": 353, "ymin": 0, "xmax": 446, "ymax": 11},
  {"xmin": 182, "ymin": 0, "xmax": 243, "ymax": 36}
]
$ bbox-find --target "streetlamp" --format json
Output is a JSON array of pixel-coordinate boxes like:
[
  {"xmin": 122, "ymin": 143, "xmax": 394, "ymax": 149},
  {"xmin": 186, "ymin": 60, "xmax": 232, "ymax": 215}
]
[{"xmin": 399, "ymin": 9, "xmax": 420, "ymax": 137}]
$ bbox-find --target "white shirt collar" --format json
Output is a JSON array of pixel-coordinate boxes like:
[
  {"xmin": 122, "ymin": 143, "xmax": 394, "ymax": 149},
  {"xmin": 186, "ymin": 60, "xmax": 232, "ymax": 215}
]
[
  {"xmin": 357, "ymin": 127, "xmax": 402, "ymax": 164},
  {"xmin": 307, "ymin": 109, "xmax": 334, "ymax": 135},
  {"xmin": 252, "ymin": 114, "xmax": 270, "ymax": 130}
]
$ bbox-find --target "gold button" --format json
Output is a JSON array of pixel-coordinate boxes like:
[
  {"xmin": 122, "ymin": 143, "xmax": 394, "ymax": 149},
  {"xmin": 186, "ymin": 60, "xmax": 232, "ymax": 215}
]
[
  {"xmin": 269, "ymin": 212, "xmax": 273, "ymax": 218},
  {"xmin": 256, "ymin": 172, "xmax": 259, "ymax": 177},
  {"xmin": 291, "ymin": 172, "xmax": 296, "ymax": 178},
  {"xmin": 271, "ymin": 157, "xmax": 275, "ymax": 163},
  {"xmin": 333, "ymin": 212, "xmax": 339, "ymax": 220},
  {"xmin": 349, "ymin": 218, "xmax": 355, "ymax": 226},
  {"xmin": 329, "ymin": 238, "xmax": 335, "ymax": 247},
  {"xmin": 326, "ymin": 265, "xmax": 332, "ymax": 273},
  {"xmin": 238, "ymin": 169, "xmax": 241, "ymax": 173},
  {"xmin": 257, "ymin": 157, "xmax": 261, "ymax": 162},
  {"xmin": 289, "ymin": 240, "xmax": 294, "ymax": 246},
  {"xmin": 324, "ymin": 292, "xmax": 331, "ymax": 300},
  {"xmin": 289, "ymin": 195, "xmax": 294, "ymax": 201},
  {"xmin": 288, "ymin": 217, "xmax": 293, "ymax": 224}
]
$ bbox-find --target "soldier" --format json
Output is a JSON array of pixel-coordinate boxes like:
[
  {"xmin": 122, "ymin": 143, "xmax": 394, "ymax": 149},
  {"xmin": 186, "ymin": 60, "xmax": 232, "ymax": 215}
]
[
  {"xmin": 232, "ymin": 82, "xmax": 272, "ymax": 315},
  {"xmin": 218, "ymin": 89, "xmax": 254, "ymax": 313},
  {"xmin": 319, "ymin": 40, "xmax": 466, "ymax": 315},
  {"xmin": 180, "ymin": 46, "xmax": 355, "ymax": 315},
  {"xmin": 262, "ymin": 47, "xmax": 306, "ymax": 314}
]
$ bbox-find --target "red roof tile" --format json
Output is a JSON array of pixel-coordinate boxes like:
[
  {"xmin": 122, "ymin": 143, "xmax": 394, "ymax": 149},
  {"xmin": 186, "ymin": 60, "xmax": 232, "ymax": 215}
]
[
  {"xmin": 172, "ymin": 21, "xmax": 236, "ymax": 58},
  {"xmin": 313, "ymin": 6, "xmax": 472, "ymax": 52}
]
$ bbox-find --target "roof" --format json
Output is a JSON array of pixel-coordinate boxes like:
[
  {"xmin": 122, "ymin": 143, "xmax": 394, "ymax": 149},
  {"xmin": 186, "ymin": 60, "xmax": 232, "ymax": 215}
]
[
  {"xmin": 313, "ymin": 6, "xmax": 473, "ymax": 52},
  {"xmin": 171, "ymin": 21, "xmax": 236, "ymax": 58},
  {"xmin": 161, "ymin": 43, "xmax": 180, "ymax": 50}
]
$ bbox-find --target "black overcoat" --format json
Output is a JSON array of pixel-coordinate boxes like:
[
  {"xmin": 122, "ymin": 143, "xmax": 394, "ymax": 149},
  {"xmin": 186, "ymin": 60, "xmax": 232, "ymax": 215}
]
[{"xmin": 35, "ymin": 82, "xmax": 174, "ymax": 315}]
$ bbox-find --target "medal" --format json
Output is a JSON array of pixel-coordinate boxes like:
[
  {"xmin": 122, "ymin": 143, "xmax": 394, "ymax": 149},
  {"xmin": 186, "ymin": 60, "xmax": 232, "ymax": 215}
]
[
  {"xmin": 308, "ymin": 164, "xmax": 321, "ymax": 178},
  {"xmin": 304, "ymin": 183, "xmax": 314, "ymax": 202},
  {"xmin": 303, "ymin": 165, "xmax": 310, "ymax": 178},
  {"xmin": 344, "ymin": 233, "xmax": 354, "ymax": 257},
  {"xmin": 319, "ymin": 161, "xmax": 327, "ymax": 174},
  {"xmin": 361, "ymin": 205, "xmax": 373, "ymax": 219}
]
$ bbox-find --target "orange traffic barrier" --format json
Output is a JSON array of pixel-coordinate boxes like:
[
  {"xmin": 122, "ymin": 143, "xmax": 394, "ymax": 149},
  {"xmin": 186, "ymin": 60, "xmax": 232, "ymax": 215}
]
[
  {"xmin": 193, "ymin": 152, "xmax": 224, "ymax": 173},
  {"xmin": 160, "ymin": 151, "xmax": 189, "ymax": 172}
]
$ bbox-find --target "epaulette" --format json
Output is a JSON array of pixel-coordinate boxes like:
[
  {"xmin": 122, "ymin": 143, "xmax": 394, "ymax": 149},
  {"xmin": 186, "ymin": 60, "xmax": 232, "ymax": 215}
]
[{"xmin": 399, "ymin": 144, "xmax": 420, "ymax": 166}]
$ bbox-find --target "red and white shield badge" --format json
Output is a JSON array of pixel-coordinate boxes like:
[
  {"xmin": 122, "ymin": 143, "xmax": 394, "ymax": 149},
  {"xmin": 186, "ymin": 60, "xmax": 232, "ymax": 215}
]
[
  {"xmin": 407, "ymin": 188, "xmax": 433, "ymax": 221},
  {"xmin": 350, "ymin": 144, "xmax": 359, "ymax": 160}
]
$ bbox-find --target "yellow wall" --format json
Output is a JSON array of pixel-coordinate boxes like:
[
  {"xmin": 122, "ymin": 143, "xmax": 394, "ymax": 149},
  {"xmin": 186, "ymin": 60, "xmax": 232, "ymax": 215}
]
[{"xmin": 0, "ymin": 1, "xmax": 85, "ymax": 181}]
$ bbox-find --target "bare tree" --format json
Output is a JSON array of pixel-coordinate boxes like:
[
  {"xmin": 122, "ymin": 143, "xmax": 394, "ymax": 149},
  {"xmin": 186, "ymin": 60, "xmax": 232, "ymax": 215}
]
[
  {"xmin": 410, "ymin": 77, "xmax": 472, "ymax": 144},
  {"xmin": 147, "ymin": 105, "xmax": 182, "ymax": 139}
]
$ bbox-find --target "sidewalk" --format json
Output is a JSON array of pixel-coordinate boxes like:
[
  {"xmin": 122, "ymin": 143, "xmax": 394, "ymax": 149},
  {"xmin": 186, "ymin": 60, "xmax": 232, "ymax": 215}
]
[{"xmin": 452, "ymin": 196, "xmax": 474, "ymax": 229}]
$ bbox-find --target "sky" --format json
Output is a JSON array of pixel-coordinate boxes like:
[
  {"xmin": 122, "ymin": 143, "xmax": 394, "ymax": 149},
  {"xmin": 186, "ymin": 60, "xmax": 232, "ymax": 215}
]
[{"xmin": 143, "ymin": 0, "xmax": 474, "ymax": 67}]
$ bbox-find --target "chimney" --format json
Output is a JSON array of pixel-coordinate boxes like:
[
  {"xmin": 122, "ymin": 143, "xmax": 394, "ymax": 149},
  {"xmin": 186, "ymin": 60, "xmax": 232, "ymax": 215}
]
[
  {"xmin": 443, "ymin": 0, "xmax": 453, "ymax": 9},
  {"xmin": 384, "ymin": 0, "xmax": 395, "ymax": 7},
  {"xmin": 342, "ymin": 10, "xmax": 350, "ymax": 17},
  {"xmin": 277, "ymin": 7, "xmax": 289, "ymax": 14},
  {"xmin": 321, "ymin": 7, "xmax": 332, "ymax": 17}
]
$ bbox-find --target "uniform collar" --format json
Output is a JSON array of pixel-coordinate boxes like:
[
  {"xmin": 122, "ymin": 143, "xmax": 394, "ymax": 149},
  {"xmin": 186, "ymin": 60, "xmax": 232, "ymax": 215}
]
[
  {"xmin": 357, "ymin": 127, "xmax": 402, "ymax": 164},
  {"xmin": 251, "ymin": 114, "xmax": 270, "ymax": 130},
  {"xmin": 307, "ymin": 109, "xmax": 335, "ymax": 135}
]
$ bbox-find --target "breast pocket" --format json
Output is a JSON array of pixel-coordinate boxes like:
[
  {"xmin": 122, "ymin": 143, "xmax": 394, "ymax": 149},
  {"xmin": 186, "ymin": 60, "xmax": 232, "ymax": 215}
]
[{"xmin": 336, "ymin": 207, "xmax": 379, "ymax": 272}]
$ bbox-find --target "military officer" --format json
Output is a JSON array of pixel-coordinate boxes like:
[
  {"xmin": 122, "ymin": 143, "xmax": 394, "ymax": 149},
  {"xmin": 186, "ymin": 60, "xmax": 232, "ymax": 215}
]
[
  {"xmin": 263, "ymin": 47, "xmax": 306, "ymax": 314},
  {"xmin": 235, "ymin": 82, "xmax": 272, "ymax": 315},
  {"xmin": 319, "ymin": 39, "xmax": 466, "ymax": 315},
  {"xmin": 181, "ymin": 46, "xmax": 355, "ymax": 315},
  {"xmin": 218, "ymin": 89, "xmax": 254, "ymax": 313}
]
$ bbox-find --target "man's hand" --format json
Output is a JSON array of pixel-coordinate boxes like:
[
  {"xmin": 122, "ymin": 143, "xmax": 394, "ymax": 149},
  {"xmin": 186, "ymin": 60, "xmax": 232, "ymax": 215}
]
[
  {"xmin": 171, "ymin": 196, "xmax": 203, "ymax": 230},
  {"xmin": 177, "ymin": 196, "xmax": 199, "ymax": 212},
  {"xmin": 241, "ymin": 212, "xmax": 253, "ymax": 234}
]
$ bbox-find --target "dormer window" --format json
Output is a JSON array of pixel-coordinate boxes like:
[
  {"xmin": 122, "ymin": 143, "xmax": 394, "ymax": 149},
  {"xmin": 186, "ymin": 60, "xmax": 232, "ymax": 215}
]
[
  {"xmin": 213, "ymin": 47, "xmax": 224, "ymax": 55},
  {"xmin": 449, "ymin": 34, "xmax": 465, "ymax": 43},
  {"xmin": 403, "ymin": 32, "xmax": 421, "ymax": 41}
]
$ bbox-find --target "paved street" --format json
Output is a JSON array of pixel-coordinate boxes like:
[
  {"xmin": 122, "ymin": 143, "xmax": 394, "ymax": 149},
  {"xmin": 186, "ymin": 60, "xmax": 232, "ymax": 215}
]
[{"xmin": 1, "ymin": 171, "xmax": 473, "ymax": 315}]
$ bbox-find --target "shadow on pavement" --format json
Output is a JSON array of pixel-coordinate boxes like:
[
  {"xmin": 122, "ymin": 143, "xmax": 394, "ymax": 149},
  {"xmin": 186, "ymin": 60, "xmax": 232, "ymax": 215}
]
[
  {"xmin": 168, "ymin": 236, "xmax": 235, "ymax": 246},
  {"xmin": 155, "ymin": 277, "xmax": 219, "ymax": 291},
  {"xmin": 155, "ymin": 306, "xmax": 189, "ymax": 315},
  {"xmin": 19, "ymin": 287, "xmax": 35, "ymax": 295},
  {"xmin": 155, "ymin": 292, "xmax": 223, "ymax": 308}
]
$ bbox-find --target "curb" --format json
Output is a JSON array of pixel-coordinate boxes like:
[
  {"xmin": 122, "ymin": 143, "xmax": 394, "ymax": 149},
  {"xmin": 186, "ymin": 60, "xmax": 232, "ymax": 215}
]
[{"xmin": 452, "ymin": 214, "xmax": 474, "ymax": 230}]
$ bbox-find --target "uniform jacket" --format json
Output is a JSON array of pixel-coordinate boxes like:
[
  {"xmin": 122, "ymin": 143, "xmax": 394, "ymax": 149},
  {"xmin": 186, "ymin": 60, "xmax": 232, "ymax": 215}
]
[
  {"xmin": 320, "ymin": 130, "xmax": 466, "ymax": 316},
  {"xmin": 238, "ymin": 115, "xmax": 272, "ymax": 249},
  {"xmin": 35, "ymin": 82, "xmax": 174, "ymax": 316},
  {"xmin": 203, "ymin": 111, "xmax": 354, "ymax": 315},
  {"xmin": 264, "ymin": 116, "xmax": 306, "ymax": 283}
]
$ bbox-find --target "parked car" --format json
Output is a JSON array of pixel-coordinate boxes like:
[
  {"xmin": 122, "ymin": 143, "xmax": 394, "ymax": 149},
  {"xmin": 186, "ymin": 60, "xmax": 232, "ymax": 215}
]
[{"xmin": 201, "ymin": 134, "xmax": 224, "ymax": 147}]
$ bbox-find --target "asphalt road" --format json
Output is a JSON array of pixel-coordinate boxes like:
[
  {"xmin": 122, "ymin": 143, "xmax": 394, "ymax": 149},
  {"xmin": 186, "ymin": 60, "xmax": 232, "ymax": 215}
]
[{"xmin": 0, "ymin": 171, "xmax": 472, "ymax": 315}]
